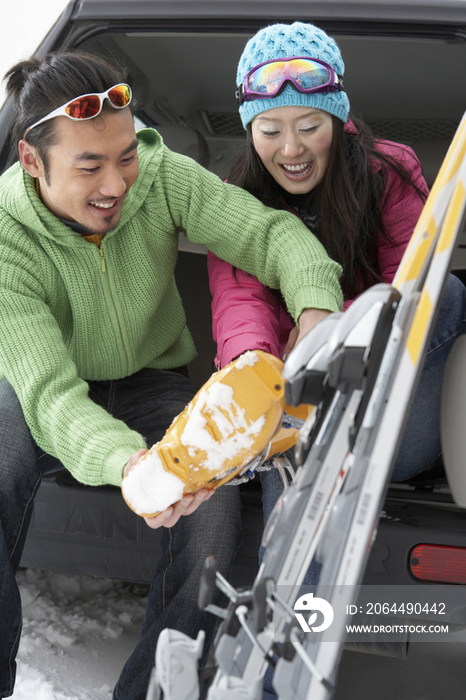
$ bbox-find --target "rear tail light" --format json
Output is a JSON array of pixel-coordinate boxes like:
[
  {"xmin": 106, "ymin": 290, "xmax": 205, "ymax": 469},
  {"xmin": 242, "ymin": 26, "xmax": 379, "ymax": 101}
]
[{"xmin": 410, "ymin": 544, "xmax": 466, "ymax": 584}]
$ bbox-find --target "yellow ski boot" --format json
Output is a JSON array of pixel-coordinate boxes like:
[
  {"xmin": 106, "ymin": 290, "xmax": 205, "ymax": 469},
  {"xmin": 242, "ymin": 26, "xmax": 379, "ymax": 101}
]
[{"xmin": 122, "ymin": 350, "xmax": 286, "ymax": 517}]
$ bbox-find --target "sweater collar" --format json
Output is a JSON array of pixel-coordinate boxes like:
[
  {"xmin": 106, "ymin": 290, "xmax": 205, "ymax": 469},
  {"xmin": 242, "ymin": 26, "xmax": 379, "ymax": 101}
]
[{"xmin": 111, "ymin": 128, "xmax": 162, "ymax": 233}]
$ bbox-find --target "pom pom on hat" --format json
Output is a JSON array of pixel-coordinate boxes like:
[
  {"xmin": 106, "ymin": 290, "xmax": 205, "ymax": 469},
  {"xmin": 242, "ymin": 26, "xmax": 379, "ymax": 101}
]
[{"xmin": 237, "ymin": 22, "xmax": 350, "ymax": 129}]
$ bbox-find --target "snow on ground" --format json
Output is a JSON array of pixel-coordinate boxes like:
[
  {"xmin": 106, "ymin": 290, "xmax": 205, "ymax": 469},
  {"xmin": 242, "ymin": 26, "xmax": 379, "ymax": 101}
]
[
  {"xmin": 13, "ymin": 568, "xmax": 149, "ymax": 700},
  {"xmin": 11, "ymin": 566, "xmax": 466, "ymax": 700}
]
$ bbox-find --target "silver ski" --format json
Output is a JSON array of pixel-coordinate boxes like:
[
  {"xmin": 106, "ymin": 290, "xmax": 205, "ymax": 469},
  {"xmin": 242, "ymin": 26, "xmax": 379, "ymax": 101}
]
[
  {"xmin": 272, "ymin": 110, "xmax": 466, "ymax": 700},
  {"xmin": 147, "ymin": 112, "xmax": 466, "ymax": 700},
  {"xmin": 207, "ymin": 110, "xmax": 466, "ymax": 700}
]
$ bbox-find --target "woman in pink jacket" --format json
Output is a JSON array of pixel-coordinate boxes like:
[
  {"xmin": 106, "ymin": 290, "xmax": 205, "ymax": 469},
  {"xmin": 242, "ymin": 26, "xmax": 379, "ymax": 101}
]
[{"xmin": 208, "ymin": 22, "xmax": 466, "ymax": 531}]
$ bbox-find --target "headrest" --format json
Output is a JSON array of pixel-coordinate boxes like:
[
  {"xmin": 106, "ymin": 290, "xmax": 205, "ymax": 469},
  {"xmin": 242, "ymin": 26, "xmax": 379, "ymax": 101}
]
[
  {"xmin": 156, "ymin": 126, "xmax": 210, "ymax": 169},
  {"xmin": 411, "ymin": 139, "xmax": 450, "ymax": 189}
]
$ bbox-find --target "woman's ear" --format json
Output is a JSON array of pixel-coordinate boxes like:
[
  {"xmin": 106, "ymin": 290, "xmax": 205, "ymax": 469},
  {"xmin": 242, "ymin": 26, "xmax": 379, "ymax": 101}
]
[{"xmin": 18, "ymin": 139, "xmax": 45, "ymax": 178}]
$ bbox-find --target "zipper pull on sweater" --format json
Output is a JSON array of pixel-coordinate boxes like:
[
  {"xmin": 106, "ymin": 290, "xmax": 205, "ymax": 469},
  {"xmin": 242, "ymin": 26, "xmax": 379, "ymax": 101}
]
[{"xmin": 99, "ymin": 248, "xmax": 106, "ymax": 272}]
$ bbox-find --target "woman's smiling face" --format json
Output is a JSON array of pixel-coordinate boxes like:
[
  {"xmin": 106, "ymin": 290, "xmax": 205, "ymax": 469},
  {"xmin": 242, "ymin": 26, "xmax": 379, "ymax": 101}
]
[{"xmin": 251, "ymin": 106, "xmax": 333, "ymax": 194}]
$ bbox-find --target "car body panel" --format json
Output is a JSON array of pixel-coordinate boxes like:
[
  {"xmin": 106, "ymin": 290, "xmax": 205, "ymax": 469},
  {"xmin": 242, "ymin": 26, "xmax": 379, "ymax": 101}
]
[
  {"xmin": 70, "ymin": 0, "xmax": 466, "ymax": 26},
  {"xmin": 0, "ymin": 4, "xmax": 465, "ymax": 682}
]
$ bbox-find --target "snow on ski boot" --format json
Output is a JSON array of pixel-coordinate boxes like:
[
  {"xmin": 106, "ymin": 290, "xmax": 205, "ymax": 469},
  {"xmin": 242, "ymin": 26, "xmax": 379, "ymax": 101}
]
[{"xmin": 122, "ymin": 350, "xmax": 286, "ymax": 517}]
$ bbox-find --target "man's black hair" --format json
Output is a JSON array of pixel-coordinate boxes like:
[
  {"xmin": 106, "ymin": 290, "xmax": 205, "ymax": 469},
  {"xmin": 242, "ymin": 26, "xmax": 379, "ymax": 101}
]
[{"xmin": 5, "ymin": 50, "xmax": 132, "ymax": 182}]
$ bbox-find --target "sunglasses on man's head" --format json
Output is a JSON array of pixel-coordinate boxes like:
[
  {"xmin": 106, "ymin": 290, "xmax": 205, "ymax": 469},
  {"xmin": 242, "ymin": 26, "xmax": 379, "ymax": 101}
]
[
  {"xmin": 23, "ymin": 83, "xmax": 132, "ymax": 139},
  {"xmin": 236, "ymin": 57, "xmax": 344, "ymax": 105}
]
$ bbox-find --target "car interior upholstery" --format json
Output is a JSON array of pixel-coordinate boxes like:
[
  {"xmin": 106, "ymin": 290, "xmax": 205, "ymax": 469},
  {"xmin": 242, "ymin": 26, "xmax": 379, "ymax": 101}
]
[
  {"xmin": 81, "ymin": 31, "xmax": 466, "ymax": 181},
  {"xmin": 71, "ymin": 29, "xmax": 466, "ymax": 386}
]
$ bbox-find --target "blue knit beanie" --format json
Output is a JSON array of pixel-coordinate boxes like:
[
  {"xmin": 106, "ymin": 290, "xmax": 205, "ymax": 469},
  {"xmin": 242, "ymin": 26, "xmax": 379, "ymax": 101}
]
[{"xmin": 237, "ymin": 22, "xmax": 350, "ymax": 129}]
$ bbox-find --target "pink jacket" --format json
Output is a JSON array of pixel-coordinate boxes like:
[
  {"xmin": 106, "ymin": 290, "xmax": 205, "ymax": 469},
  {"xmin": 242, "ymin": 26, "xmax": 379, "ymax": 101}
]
[{"xmin": 208, "ymin": 138, "xmax": 429, "ymax": 368}]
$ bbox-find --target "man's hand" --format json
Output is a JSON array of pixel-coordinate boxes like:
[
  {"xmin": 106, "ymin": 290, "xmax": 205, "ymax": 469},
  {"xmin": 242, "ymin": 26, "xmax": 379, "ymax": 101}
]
[
  {"xmin": 123, "ymin": 449, "xmax": 214, "ymax": 529},
  {"xmin": 281, "ymin": 326, "xmax": 300, "ymax": 362},
  {"xmin": 281, "ymin": 309, "xmax": 331, "ymax": 361},
  {"xmin": 142, "ymin": 489, "xmax": 214, "ymax": 529}
]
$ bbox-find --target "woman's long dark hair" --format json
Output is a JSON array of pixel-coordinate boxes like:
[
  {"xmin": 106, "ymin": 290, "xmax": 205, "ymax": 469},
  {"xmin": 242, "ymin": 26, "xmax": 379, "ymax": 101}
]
[{"xmin": 227, "ymin": 115, "xmax": 427, "ymax": 299}]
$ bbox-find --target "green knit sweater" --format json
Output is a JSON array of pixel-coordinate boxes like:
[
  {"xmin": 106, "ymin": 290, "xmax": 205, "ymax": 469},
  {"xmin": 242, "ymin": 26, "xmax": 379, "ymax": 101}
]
[{"xmin": 0, "ymin": 128, "xmax": 342, "ymax": 487}]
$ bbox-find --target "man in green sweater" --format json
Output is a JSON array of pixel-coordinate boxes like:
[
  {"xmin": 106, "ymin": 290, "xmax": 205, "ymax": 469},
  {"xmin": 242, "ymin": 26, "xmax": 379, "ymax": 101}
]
[{"xmin": 0, "ymin": 51, "xmax": 342, "ymax": 699}]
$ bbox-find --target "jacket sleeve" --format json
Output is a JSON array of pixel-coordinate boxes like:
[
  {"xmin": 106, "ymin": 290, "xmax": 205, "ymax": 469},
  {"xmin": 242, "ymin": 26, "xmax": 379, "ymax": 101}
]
[
  {"xmin": 377, "ymin": 144, "xmax": 428, "ymax": 285},
  {"xmin": 343, "ymin": 143, "xmax": 428, "ymax": 310},
  {"xmin": 161, "ymin": 149, "xmax": 343, "ymax": 322},
  {"xmin": 0, "ymin": 237, "xmax": 146, "ymax": 488},
  {"xmin": 208, "ymin": 252, "xmax": 295, "ymax": 368}
]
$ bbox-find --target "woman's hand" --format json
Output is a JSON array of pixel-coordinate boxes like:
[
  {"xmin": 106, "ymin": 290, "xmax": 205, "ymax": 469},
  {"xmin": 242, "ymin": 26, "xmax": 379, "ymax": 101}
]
[{"xmin": 123, "ymin": 449, "xmax": 214, "ymax": 529}]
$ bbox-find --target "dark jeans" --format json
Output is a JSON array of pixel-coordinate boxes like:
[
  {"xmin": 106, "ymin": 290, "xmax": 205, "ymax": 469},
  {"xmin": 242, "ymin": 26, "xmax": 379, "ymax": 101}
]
[{"xmin": 0, "ymin": 368, "xmax": 242, "ymax": 700}]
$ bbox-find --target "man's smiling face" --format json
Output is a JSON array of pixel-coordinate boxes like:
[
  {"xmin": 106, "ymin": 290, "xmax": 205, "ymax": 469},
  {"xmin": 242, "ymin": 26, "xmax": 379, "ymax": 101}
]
[{"xmin": 20, "ymin": 108, "xmax": 139, "ymax": 234}]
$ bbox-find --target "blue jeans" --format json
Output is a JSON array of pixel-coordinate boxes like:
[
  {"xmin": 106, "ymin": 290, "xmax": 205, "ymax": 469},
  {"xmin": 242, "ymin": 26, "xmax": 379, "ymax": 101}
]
[
  {"xmin": 0, "ymin": 368, "xmax": 242, "ymax": 700},
  {"xmin": 392, "ymin": 274, "xmax": 466, "ymax": 480},
  {"xmin": 259, "ymin": 274, "xmax": 466, "ymax": 699}
]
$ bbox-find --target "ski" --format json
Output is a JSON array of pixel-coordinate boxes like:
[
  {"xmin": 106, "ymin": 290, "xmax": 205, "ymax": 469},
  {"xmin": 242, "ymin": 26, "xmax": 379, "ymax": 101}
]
[
  {"xmin": 147, "ymin": 110, "xmax": 466, "ymax": 700},
  {"xmin": 271, "ymin": 110, "xmax": 466, "ymax": 700}
]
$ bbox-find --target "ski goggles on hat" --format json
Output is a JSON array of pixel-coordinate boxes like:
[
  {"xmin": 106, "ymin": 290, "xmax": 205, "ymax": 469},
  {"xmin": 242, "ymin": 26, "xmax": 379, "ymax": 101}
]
[
  {"xmin": 24, "ymin": 83, "xmax": 132, "ymax": 138},
  {"xmin": 236, "ymin": 57, "xmax": 344, "ymax": 105}
]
